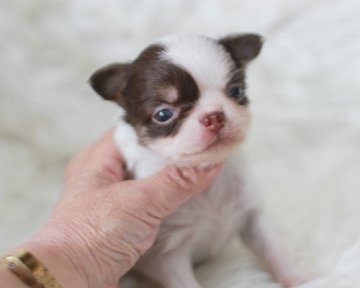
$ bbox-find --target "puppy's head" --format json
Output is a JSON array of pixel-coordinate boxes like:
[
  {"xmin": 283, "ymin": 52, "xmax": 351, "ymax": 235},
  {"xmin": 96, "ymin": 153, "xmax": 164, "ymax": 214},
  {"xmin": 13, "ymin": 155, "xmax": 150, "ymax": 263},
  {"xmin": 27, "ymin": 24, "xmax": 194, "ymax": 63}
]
[{"xmin": 90, "ymin": 34, "xmax": 263, "ymax": 166}]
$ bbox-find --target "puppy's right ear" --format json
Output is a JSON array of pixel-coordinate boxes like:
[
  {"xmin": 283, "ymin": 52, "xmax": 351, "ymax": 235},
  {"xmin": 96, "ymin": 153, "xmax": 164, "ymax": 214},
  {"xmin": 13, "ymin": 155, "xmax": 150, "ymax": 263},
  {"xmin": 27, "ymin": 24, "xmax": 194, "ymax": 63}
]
[
  {"xmin": 89, "ymin": 63, "xmax": 131, "ymax": 104},
  {"xmin": 219, "ymin": 34, "xmax": 263, "ymax": 67}
]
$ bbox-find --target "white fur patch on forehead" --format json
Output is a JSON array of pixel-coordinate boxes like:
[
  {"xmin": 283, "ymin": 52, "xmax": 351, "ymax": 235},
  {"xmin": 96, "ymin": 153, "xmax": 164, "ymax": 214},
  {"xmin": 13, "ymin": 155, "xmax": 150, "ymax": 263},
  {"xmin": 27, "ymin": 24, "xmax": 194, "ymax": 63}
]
[{"xmin": 157, "ymin": 34, "xmax": 235, "ymax": 90}]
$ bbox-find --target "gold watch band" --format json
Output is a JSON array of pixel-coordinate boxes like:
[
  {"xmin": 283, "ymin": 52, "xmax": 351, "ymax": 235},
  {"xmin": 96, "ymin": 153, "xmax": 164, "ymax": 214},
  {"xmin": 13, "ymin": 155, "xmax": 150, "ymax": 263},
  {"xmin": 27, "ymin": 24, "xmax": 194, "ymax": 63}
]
[{"xmin": 1, "ymin": 250, "xmax": 62, "ymax": 288}]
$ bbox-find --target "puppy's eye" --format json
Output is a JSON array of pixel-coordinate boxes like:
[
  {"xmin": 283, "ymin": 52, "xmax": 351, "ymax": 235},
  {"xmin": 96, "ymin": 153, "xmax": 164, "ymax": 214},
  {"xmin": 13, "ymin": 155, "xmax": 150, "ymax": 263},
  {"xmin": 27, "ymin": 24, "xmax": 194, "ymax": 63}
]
[
  {"xmin": 153, "ymin": 109, "xmax": 175, "ymax": 123},
  {"xmin": 227, "ymin": 86, "xmax": 248, "ymax": 105},
  {"xmin": 228, "ymin": 87, "xmax": 241, "ymax": 98}
]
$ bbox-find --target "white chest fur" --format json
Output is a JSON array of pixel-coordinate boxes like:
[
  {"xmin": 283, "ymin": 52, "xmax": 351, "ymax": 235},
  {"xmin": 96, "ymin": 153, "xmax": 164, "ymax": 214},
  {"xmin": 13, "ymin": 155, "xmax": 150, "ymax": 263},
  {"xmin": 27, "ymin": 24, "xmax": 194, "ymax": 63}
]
[{"xmin": 158, "ymin": 161, "xmax": 253, "ymax": 263}]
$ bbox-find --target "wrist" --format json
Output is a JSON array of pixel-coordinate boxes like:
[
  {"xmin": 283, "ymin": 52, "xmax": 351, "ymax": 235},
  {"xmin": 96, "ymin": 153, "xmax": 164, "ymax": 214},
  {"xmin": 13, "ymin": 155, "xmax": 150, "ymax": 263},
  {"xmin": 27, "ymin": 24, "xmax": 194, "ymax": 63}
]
[
  {"xmin": 20, "ymin": 218, "xmax": 136, "ymax": 288},
  {"xmin": 19, "ymin": 230, "xmax": 89, "ymax": 288},
  {"xmin": 0, "ymin": 265, "xmax": 29, "ymax": 288}
]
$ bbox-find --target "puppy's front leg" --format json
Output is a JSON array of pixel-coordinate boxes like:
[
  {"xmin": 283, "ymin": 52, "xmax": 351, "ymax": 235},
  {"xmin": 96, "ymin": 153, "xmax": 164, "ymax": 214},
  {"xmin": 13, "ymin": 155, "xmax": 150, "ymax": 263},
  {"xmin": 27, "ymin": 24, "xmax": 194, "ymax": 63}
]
[
  {"xmin": 240, "ymin": 209, "xmax": 305, "ymax": 287},
  {"xmin": 137, "ymin": 250, "xmax": 201, "ymax": 288}
]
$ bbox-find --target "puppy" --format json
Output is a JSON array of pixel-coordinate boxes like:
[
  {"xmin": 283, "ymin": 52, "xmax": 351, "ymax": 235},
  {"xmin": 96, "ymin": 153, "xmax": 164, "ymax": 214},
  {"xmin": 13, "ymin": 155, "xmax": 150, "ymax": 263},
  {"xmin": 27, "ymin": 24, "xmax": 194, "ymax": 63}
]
[{"xmin": 90, "ymin": 34, "xmax": 303, "ymax": 288}]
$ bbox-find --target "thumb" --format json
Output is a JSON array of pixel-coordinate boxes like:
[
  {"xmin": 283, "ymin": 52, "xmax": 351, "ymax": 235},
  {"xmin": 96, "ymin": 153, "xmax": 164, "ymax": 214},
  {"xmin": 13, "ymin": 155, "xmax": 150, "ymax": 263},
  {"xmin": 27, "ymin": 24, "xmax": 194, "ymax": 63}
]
[{"xmin": 126, "ymin": 165, "xmax": 223, "ymax": 220}]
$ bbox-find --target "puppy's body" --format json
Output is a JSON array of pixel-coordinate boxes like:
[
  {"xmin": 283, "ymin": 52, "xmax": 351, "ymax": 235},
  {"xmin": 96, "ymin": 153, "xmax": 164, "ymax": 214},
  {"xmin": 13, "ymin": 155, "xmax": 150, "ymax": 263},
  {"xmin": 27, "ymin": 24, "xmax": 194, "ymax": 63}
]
[
  {"xmin": 116, "ymin": 123, "xmax": 253, "ymax": 288},
  {"xmin": 91, "ymin": 34, "xmax": 303, "ymax": 287}
]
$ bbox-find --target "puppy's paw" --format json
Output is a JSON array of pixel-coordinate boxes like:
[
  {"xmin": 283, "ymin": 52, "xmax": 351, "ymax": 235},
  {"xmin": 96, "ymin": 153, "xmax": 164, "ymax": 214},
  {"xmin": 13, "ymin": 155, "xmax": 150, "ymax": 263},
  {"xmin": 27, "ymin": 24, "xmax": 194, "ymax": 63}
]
[{"xmin": 275, "ymin": 271, "xmax": 310, "ymax": 288}]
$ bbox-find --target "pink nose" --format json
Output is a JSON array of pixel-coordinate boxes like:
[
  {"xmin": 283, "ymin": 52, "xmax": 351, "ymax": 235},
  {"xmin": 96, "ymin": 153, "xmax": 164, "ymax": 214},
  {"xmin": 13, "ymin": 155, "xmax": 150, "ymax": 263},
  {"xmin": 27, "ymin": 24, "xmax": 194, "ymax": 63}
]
[{"xmin": 200, "ymin": 111, "xmax": 225, "ymax": 132}]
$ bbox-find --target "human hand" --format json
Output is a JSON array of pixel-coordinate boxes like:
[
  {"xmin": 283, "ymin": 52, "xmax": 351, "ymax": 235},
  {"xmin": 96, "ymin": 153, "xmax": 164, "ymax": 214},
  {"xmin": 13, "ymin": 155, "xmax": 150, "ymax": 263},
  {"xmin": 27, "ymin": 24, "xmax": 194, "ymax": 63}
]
[{"xmin": 21, "ymin": 130, "xmax": 222, "ymax": 288}]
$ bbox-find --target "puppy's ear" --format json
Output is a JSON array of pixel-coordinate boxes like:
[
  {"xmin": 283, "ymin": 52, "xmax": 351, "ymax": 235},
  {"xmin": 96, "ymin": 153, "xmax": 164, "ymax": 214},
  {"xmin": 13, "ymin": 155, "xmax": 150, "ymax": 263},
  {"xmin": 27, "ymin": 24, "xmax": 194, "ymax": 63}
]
[
  {"xmin": 89, "ymin": 63, "xmax": 131, "ymax": 105},
  {"xmin": 219, "ymin": 33, "xmax": 263, "ymax": 67}
]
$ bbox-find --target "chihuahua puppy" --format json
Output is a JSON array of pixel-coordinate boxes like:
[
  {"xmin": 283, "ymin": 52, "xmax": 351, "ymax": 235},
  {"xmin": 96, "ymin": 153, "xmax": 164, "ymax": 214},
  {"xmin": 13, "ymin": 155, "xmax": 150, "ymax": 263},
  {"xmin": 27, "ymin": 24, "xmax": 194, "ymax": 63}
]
[{"xmin": 90, "ymin": 34, "xmax": 302, "ymax": 288}]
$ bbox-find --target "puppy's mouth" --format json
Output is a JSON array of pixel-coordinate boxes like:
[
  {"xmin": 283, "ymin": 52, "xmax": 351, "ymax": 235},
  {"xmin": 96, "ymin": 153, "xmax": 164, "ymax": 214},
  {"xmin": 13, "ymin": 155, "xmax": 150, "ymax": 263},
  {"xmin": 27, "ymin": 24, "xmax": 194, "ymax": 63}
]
[{"xmin": 182, "ymin": 131, "xmax": 238, "ymax": 156}]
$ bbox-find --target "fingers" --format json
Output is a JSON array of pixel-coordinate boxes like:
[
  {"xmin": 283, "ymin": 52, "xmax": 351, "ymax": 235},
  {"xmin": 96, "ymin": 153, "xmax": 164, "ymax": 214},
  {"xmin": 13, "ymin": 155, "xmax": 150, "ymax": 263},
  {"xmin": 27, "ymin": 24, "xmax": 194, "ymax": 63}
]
[
  {"xmin": 118, "ymin": 165, "xmax": 223, "ymax": 220},
  {"xmin": 66, "ymin": 129, "xmax": 126, "ymax": 185},
  {"xmin": 88, "ymin": 130, "xmax": 124, "ymax": 162}
]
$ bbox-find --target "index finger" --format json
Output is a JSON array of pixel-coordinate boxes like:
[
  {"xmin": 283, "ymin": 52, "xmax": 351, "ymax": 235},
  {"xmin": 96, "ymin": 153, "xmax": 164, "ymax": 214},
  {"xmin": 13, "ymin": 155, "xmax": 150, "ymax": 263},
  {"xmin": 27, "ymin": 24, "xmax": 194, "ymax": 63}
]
[{"xmin": 66, "ymin": 129, "xmax": 125, "ymax": 181}]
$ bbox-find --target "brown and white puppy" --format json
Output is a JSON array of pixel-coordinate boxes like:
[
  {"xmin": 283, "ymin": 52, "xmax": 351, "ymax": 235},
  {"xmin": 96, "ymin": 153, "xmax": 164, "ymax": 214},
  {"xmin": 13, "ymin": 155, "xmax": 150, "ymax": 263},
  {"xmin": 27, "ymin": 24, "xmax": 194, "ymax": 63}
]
[{"xmin": 90, "ymin": 34, "xmax": 303, "ymax": 288}]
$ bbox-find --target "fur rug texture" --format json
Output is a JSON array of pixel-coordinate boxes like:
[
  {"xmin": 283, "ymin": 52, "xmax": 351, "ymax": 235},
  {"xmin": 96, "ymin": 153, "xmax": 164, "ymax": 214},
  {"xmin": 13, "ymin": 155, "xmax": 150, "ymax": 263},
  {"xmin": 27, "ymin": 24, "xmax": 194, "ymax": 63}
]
[{"xmin": 1, "ymin": 1, "xmax": 359, "ymax": 287}]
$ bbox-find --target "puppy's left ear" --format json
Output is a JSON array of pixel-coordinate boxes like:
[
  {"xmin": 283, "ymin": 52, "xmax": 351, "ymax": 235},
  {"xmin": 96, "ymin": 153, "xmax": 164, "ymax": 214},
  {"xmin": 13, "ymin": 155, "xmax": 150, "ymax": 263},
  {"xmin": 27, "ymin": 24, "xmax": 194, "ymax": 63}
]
[{"xmin": 219, "ymin": 33, "xmax": 264, "ymax": 67}]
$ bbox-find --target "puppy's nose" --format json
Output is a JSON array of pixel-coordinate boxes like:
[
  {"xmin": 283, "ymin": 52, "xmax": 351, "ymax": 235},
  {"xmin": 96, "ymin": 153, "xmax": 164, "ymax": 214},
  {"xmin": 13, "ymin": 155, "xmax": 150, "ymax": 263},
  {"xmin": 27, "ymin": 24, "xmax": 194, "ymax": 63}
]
[{"xmin": 200, "ymin": 111, "xmax": 225, "ymax": 132}]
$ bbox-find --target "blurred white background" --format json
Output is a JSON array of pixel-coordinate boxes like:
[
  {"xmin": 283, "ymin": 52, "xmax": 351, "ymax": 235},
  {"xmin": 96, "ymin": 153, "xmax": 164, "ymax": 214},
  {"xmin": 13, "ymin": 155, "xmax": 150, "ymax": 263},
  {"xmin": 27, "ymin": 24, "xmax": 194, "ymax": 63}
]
[{"xmin": 1, "ymin": 0, "xmax": 360, "ymax": 287}]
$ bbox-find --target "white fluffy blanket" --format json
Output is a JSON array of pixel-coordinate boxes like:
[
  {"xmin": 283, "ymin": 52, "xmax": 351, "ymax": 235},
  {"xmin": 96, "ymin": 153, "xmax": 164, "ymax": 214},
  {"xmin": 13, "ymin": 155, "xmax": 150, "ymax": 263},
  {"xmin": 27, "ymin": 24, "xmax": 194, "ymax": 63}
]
[{"xmin": 1, "ymin": 1, "xmax": 360, "ymax": 287}]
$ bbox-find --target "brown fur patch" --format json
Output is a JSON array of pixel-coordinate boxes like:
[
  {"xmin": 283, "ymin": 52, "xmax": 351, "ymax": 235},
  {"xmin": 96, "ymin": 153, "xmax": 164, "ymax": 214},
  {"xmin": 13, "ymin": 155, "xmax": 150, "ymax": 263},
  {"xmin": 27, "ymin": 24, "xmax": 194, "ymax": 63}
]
[
  {"xmin": 225, "ymin": 69, "xmax": 249, "ymax": 105},
  {"xmin": 122, "ymin": 45, "xmax": 200, "ymax": 139}
]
